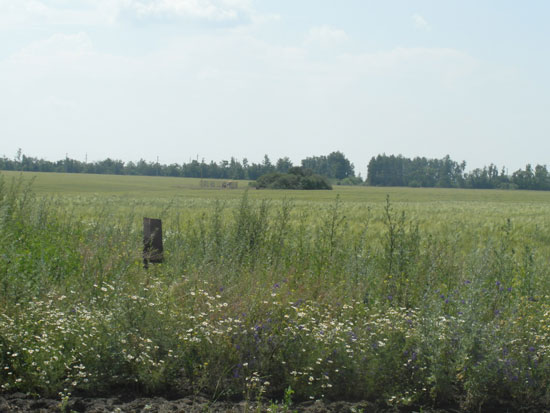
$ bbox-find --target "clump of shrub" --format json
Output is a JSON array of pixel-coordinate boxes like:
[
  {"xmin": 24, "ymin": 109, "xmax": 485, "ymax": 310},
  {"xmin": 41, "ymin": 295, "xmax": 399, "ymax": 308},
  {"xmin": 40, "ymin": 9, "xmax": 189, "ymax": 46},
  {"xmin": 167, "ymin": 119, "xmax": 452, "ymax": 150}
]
[
  {"xmin": 335, "ymin": 176, "xmax": 364, "ymax": 186},
  {"xmin": 253, "ymin": 167, "xmax": 332, "ymax": 190}
]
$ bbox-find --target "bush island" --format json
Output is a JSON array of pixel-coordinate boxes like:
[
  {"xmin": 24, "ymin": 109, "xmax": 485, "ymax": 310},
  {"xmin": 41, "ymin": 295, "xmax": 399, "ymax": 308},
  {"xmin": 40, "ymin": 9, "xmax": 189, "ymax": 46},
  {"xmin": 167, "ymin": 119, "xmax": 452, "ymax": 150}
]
[{"xmin": 253, "ymin": 167, "xmax": 332, "ymax": 190}]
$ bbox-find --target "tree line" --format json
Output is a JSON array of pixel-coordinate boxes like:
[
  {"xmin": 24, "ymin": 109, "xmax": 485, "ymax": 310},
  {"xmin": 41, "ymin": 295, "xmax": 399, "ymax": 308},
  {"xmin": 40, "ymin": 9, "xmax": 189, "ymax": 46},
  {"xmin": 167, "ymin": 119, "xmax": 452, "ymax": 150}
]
[
  {"xmin": 3, "ymin": 150, "xmax": 550, "ymax": 191},
  {"xmin": 0, "ymin": 150, "xmax": 357, "ymax": 182},
  {"xmin": 367, "ymin": 154, "xmax": 550, "ymax": 190}
]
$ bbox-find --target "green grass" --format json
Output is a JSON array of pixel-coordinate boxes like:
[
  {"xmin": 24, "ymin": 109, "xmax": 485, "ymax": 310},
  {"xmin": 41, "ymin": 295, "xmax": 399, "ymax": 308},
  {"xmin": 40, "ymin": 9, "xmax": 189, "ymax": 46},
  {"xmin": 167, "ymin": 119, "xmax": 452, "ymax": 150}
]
[
  {"xmin": 6, "ymin": 170, "xmax": 550, "ymax": 203},
  {"xmin": 2, "ymin": 171, "xmax": 550, "ymax": 411}
]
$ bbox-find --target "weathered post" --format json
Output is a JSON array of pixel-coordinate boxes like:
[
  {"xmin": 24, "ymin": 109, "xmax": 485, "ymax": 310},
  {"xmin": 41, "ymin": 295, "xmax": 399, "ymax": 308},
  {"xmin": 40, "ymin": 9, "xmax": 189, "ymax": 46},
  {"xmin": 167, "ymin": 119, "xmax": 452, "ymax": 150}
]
[{"xmin": 143, "ymin": 218, "xmax": 163, "ymax": 268}]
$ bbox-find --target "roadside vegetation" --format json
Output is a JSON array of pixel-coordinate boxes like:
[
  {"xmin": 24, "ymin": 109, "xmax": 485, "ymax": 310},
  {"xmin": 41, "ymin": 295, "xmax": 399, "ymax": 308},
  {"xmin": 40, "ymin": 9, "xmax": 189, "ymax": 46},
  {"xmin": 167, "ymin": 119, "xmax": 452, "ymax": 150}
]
[{"xmin": 2, "ymin": 172, "xmax": 550, "ymax": 411}]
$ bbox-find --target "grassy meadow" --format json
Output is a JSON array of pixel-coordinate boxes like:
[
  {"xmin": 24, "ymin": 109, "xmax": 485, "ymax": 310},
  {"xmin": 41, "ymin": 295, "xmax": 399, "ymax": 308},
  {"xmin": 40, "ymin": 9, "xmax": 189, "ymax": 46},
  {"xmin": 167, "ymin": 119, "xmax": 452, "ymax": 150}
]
[{"xmin": 2, "ymin": 170, "xmax": 550, "ymax": 410}]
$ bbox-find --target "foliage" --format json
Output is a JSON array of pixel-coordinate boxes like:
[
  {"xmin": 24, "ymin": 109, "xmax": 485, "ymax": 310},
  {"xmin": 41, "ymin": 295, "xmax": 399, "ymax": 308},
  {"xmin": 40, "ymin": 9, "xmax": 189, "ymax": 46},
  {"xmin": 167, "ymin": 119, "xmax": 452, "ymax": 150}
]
[
  {"xmin": 367, "ymin": 154, "xmax": 550, "ymax": 191},
  {"xmin": 0, "ymin": 150, "xmax": 354, "ymax": 182},
  {"xmin": 301, "ymin": 151, "xmax": 355, "ymax": 180},
  {"xmin": 2, "ymin": 173, "xmax": 550, "ymax": 411},
  {"xmin": 336, "ymin": 176, "xmax": 364, "ymax": 186},
  {"xmin": 367, "ymin": 154, "xmax": 466, "ymax": 188},
  {"xmin": 6, "ymin": 150, "xmax": 550, "ymax": 191},
  {"xmin": 253, "ymin": 168, "xmax": 332, "ymax": 190}
]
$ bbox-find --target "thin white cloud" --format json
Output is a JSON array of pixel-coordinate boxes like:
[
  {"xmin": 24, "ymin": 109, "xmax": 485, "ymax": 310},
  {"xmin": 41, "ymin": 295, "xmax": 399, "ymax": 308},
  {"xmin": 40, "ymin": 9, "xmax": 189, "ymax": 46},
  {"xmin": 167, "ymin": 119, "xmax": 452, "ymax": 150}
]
[
  {"xmin": 117, "ymin": 0, "xmax": 252, "ymax": 23},
  {"xmin": 342, "ymin": 46, "xmax": 475, "ymax": 72},
  {"xmin": 43, "ymin": 95, "xmax": 77, "ymax": 109},
  {"xmin": 0, "ymin": 0, "xmax": 47, "ymax": 27},
  {"xmin": 334, "ymin": 47, "xmax": 477, "ymax": 90},
  {"xmin": 0, "ymin": 0, "xmax": 256, "ymax": 27},
  {"xmin": 0, "ymin": 0, "xmax": 119, "ymax": 28},
  {"xmin": 412, "ymin": 13, "xmax": 430, "ymax": 31},
  {"xmin": 9, "ymin": 32, "xmax": 94, "ymax": 64},
  {"xmin": 305, "ymin": 25, "xmax": 349, "ymax": 47}
]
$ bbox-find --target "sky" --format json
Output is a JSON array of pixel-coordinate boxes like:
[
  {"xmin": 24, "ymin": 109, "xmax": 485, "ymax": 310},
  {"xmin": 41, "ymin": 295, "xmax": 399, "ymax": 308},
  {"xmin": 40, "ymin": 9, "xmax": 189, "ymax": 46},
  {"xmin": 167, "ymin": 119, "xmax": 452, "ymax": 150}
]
[{"xmin": 1, "ymin": 0, "xmax": 549, "ymax": 177}]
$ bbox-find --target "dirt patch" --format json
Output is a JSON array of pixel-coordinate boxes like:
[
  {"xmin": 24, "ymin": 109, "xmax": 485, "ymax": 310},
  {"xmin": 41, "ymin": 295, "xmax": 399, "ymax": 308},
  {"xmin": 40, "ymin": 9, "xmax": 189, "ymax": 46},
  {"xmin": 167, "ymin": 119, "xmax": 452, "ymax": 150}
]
[
  {"xmin": 3, "ymin": 393, "xmax": 533, "ymax": 412},
  {"xmin": 0, "ymin": 393, "xmax": 411, "ymax": 413}
]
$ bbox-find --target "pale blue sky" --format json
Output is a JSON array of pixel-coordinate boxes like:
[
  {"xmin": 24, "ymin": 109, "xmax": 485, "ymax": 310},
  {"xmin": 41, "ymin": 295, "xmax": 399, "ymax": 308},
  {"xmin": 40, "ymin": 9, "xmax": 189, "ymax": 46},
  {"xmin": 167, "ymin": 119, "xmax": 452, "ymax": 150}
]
[{"xmin": 1, "ymin": 0, "xmax": 549, "ymax": 176}]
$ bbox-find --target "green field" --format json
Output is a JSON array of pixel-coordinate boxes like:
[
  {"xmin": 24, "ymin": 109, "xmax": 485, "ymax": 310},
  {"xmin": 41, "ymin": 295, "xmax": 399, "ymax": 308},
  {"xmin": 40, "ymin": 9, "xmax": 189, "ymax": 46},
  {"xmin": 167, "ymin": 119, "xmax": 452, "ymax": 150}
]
[
  {"xmin": 6, "ymin": 170, "xmax": 550, "ymax": 203},
  {"xmin": 2, "ymin": 171, "xmax": 550, "ymax": 411}
]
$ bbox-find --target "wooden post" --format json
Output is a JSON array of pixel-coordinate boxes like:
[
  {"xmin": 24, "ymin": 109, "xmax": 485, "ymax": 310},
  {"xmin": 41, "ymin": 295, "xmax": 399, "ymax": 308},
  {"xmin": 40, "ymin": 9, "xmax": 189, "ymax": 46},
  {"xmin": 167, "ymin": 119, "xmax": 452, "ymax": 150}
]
[{"xmin": 143, "ymin": 218, "xmax": 163, "ymax": 268}]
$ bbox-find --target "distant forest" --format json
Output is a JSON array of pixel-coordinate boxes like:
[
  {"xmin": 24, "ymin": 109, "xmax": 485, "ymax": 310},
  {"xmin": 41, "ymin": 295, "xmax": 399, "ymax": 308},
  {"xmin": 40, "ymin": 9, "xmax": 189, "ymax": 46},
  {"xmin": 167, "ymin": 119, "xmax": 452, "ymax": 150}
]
[
  {"xmin": 367, "ymin": 154, "xmax": 550, "ymax": 190},
  {"xmin": 0, "ymin": 150, "xmax": 358, "ymax": 183},
  {"xmin": 2, "ymin": 150, "xmax": 550, "ymax": 190}
]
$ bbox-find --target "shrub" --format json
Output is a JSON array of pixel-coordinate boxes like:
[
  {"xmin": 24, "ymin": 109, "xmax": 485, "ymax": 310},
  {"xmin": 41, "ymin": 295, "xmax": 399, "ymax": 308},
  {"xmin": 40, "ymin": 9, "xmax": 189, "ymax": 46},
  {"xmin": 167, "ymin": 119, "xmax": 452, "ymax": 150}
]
[{"xmin": 254, "ymin": 168, "xmax": 332, "ymax": 190}]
